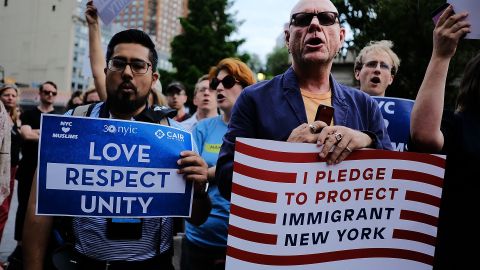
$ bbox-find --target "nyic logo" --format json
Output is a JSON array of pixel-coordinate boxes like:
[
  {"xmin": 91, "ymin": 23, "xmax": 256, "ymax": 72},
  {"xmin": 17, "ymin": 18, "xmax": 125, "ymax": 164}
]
[
  {"xmin": 52, "ymin": 121, "xmax": 78, "ymax": 139},
  {"xmin": 103, "ymin": 124, "xmax": 138, "ymax": 136}
]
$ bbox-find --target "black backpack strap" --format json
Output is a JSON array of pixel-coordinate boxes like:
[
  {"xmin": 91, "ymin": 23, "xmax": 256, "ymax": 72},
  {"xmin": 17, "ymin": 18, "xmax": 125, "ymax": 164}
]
[{"xmin": 135, "ymin": 105, "xmax": 176, "ymax": 126}]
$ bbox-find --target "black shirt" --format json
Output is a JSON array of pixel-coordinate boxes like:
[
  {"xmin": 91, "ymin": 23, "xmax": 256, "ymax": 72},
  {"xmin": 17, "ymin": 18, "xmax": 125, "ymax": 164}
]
[
  {"xmin": 17, "ymin": 107, "xmax": 57, "ymax": 177},
  {"xmin": 411, "ymin": 110, "xmax": 480, "ymax": 270},
  {"xmin": 10, "ymin": 122, "xmax": 22, "ymax": 166}
]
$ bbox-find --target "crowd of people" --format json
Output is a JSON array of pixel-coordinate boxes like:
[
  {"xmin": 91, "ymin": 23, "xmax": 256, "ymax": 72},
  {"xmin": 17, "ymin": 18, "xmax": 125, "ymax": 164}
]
[{"xmin": 0, "ymin": 0, "xmax": 477, "ymax": 269}]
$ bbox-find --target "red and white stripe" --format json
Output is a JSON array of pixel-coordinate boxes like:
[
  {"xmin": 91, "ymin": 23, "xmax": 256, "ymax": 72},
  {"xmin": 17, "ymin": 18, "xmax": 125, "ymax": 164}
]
[{"xmin": 226, "ymin": 138, "xmax": 445, "ymax": 270}]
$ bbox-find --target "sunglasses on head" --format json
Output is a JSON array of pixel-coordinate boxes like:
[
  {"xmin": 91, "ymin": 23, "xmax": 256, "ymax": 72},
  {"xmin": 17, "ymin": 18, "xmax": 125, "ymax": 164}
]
[
  {"xmin": 290, "ymin": 11, "xmax": 338, "ymax": 27},
  {"xmin": 210, "ymin": 74, "xmax": 239, "ymax": 90}
]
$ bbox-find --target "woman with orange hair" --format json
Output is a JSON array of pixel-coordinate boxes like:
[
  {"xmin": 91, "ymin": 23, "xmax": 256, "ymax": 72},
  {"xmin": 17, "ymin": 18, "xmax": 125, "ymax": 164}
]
[{"xmin": 181, "ymin": 58, "xmax": 256, "ymax": 270}]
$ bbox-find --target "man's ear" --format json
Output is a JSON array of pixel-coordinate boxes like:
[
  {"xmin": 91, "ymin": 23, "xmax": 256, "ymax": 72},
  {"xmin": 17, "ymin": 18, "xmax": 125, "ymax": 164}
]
[
  {"xmin": 284, "ymin": 29, "xmax": 290, "ymax": 49},
  {"xmin": 354, "ymin": 69, "xmax": 360, "ymax": 80},
  {"xmin": 388, "ymin": 74, "xmax": 394, "ymax": 85},
  {"xmin": 152, "ymin": 72, "xmax": 159, "ymax": 85},
  {"xmin": 339, "ymin": 26, "xmax": 346, "ymax": 44},
  {"xmin": 193, "ymin": 96, "xmax": 199, "ymax": 106}
]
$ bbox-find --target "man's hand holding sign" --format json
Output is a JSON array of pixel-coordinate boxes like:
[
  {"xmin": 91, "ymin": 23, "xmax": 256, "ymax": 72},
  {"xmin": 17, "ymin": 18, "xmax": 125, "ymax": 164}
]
[{"xmin": 288, "ymin": 121, "xmax": 374, "ymax": 165}]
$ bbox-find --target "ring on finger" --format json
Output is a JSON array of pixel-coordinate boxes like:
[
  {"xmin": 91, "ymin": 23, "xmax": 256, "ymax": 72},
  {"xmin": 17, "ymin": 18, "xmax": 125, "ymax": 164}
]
[
  {"xmin": 334, "ymin": 132, "xmax": 343, "ymax": 142},
  {"xmin": 309, "ymin": 124, "xmax": 317, "ymax": 134},
  {"xmin": 345, "ymin": 146, "xmax": 352, "ymax": 152}
]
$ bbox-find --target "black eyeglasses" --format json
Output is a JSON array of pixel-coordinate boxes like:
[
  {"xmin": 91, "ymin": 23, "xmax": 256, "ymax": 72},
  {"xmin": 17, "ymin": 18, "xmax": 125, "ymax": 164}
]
[
  {"xmin": 210, "ymin": 75, "xmax": 239, "ymax": 90},
  {"xmin": 290, "ymin": 11, "xmax": 338, "ymax": 27},
  {"xmin": 42, "ymin": 90, "xmax": 57, "ymax": 96},
  {"xmin": 196, "ymin": 87, "xmax": 216, "ymax": 94},
  {"xmin": 363, "ymin": 61, "xmax": 396, "ymax": 75},
  {"xmin": 364, "ymin": 61, "xmax": 391, "ymax": 70},
  {"xmin": 107, "ymin": 59, "xmax": 152, "ymax": 75}
]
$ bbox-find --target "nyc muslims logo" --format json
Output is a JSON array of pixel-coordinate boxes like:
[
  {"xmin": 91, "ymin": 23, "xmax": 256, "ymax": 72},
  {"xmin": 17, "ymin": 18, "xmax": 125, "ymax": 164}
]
[{"xmin": 52, "ymin": 121, "xmax": 78, "ymax": 140}]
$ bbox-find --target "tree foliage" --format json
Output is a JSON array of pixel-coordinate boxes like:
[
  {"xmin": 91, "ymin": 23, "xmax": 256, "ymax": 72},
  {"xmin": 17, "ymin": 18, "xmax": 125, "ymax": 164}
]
[
  {"xmin": 333, "ymin": 0, "xmax": 479, "ymax": 107},
  {"xmin": 266, "ymin": 46, "xmax": 290, "ymax": 78},
  {"xmin": 245, "ymin": 53, "xmax": 264, "ymax": 74},
  {"xmin": 168, "ymin": 0, "xmax": 246, "ymax": 97}
]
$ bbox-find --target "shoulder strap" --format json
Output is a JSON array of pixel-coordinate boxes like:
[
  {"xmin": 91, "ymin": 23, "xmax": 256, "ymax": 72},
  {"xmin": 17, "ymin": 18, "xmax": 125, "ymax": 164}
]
[
  {"xmin": 72, "ymin": 103, "xmax": 96, "ymax": 117},
  {"xmin": 160, "ymin": 117, "xmax": 169, "ymax": 126},
  {"xmin": 73, "ymin": 103, "xmax": 171, "ymax": 125},
  {"xmin": 136, "ymin": 105, "xmax": 176, "ymax": 126}
]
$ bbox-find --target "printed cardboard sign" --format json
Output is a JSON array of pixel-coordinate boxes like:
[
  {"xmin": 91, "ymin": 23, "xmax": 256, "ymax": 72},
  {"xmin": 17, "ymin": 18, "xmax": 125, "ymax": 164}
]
[
  {"xmin": 37, "ymin": 114, "xmax": 193, "ymax": 218},
  {"xmin": 226, "ymin": 138, "xmax": 445, "ymax": 270}
]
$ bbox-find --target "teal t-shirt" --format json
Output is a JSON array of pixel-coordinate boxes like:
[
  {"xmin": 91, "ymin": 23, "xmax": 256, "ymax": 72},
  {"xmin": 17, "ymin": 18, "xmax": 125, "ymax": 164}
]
[{"xmin": 185, "ymin": 115, "xmax": 230, "ymax": 247}]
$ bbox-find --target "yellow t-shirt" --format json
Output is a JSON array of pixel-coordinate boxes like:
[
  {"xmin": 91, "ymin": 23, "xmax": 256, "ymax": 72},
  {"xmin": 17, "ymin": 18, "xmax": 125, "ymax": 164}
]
[{"xmin": 300, "ymin": 88, "xmax": 333, "ymax": 125}]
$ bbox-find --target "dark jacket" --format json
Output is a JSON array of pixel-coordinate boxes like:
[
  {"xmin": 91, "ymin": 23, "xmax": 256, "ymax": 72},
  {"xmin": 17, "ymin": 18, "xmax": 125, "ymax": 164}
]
[{"xmin": 216, "ymin": 67, "xmax": 392, "ymax": 200}]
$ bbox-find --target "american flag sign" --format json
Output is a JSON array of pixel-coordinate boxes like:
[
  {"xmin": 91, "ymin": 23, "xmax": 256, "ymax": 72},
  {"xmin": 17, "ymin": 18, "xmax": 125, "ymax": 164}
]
[{"xmin": 226, "ymin": 138, "xmax": 445, "ymax": 270}]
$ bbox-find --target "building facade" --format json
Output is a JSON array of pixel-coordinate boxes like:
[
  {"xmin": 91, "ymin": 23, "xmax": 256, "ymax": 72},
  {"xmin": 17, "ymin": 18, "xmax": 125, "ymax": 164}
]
[
  {"xmin": 0, "ymin": 0, "xmax": 77, "ymax": 93},
  {"xmin": 115, "ymin": 0, "xmax": 188, "ymax": 71},
  {"xmin": 0, "ymin": 0, "xmax": 187, "ymax": 102}
]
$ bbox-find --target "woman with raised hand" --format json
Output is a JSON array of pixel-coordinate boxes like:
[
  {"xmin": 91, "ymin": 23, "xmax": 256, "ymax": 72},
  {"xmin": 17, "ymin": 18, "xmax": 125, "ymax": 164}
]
[{"xmin": 410, "ymin": 5, "xmax": 474, "ymax": 270}]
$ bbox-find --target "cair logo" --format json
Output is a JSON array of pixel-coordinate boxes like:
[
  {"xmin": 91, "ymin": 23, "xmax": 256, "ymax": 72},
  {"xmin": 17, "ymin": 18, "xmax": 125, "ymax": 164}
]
[
  {"xmin": 52, "ymin": 121, "xmax": 79, "ymax": 140},
  {"xmin": 154, "ymin": 129, "xmax": 184, "ymax": 142},
  {"xmin": 166, "ymin": 131, "xmax": 185, "ymax": 142},
  {"xmin": 155, "ymin": 129, "xmax": 165, "ymax": 140}
]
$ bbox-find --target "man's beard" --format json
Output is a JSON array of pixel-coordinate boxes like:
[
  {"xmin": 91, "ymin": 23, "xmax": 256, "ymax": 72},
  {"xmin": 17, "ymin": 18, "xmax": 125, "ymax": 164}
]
[{"xmin": 107, "ymin": 85, "xmax": 148, "ymax": 115}]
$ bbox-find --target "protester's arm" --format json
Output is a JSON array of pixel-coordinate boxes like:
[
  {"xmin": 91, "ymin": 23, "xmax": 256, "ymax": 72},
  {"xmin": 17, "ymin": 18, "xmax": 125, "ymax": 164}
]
[
  {"xmin": 216, "ymin": 141, "xmax": 234, "ymax": 201},
  {"xmin": 364, "ymin": 97, "xmax": 392, "ymax": 150},
  {"xmin": 189, "ymin": 188, "xmax": 211, "ymax": 226},
  {"xmin": 177, "ymin": 151, "xmax": 210, "ymax": 225},
  {"xmin": 410, "ymin": 6, "xmax": 470, "ymax": 152},
  {"xmin": 20, "ymin": 125, "xmax": 40, "ymax": 141},
  {"xmin": 86, "ymin": 0, "xmax": 107, "ymax": 101},
  {"xmin": 207, "ymin": 166, "xmax": 216, "ymax": 180},
  {"xmin": 23, "ymin": 171, "xmax": 53, "ymax": 270}
]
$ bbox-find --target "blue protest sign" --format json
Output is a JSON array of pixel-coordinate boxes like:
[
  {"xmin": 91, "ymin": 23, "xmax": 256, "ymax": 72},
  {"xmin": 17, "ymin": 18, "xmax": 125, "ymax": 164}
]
[
  {"xmin": 373, "ymin": 97, "xmax": 414, "ymax": 152},
  {"xmin": 37, "ymin": 114, "xmax": 193, "ymax": 218},
  {"xmin": 94, "ymin": 0, "xmax": 134, "ymax": 25}
]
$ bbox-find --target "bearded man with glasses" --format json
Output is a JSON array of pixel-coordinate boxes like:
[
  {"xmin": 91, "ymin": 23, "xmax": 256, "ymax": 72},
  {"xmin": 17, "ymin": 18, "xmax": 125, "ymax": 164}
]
[
  {"xmin": 216, "ymin": 0, "xmax": 392, "ymax": 201},
  {"xmin": 22, "ymin": 29, "xmax": 209, "ymax": 270}
]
